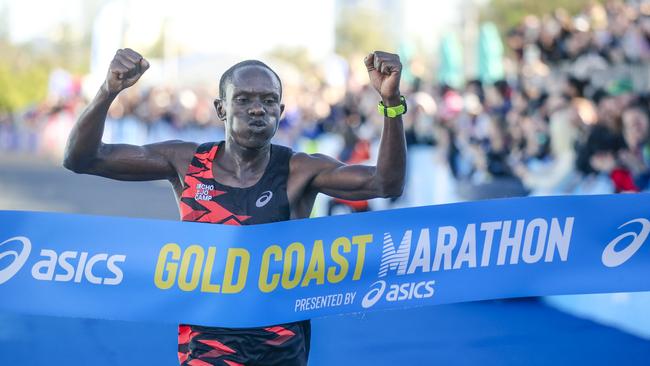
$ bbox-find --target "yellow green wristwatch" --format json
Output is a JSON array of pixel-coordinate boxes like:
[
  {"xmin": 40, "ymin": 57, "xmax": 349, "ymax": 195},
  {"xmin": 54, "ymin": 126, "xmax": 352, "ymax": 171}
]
[{"xmin": 377, "ymin": 96, "xmax": 407, "ymax": 118}]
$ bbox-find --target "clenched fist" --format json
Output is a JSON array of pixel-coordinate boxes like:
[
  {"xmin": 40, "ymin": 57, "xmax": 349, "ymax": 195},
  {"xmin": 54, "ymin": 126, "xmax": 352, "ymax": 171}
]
[
  {"xmin": 364, "ymin": 51, "xmax": 402, "ymax": 105},
  {"xmin": 103, "ymin": 48, "xmax": 150, "ymax": 95}
]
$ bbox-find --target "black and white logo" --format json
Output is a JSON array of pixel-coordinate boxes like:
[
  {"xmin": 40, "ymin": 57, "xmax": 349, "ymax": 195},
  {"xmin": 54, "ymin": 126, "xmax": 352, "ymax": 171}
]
[
  {"xmin": 0, "ymin": 236, "xmax": 32, "ymax": 285},
  {"xmin": 256, "ymin": 191, "xmax": 273, "ymax": 208},
  {"xmin": 602, "ymin": 218, "xmax": 650, "ymax": 267}
]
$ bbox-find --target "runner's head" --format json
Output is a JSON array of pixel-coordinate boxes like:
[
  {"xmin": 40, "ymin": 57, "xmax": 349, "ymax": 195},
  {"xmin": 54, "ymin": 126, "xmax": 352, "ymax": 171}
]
[{"xmin": 215, "ymin": 61, "xmax": 284, "ymax": 149}]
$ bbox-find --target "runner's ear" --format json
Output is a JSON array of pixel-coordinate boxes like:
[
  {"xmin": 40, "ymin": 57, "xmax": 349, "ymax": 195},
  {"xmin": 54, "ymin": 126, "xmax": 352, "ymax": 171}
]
[{"xmin": 214, "ymin": 99, "xmax": 227, "ymax": 121}]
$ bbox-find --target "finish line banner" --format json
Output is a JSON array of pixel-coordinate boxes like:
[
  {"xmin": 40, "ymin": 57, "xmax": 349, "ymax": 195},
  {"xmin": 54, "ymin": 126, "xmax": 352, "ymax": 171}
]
[{"xmin": 1, "ymin": 194, "xmax": 649, "ymax": 327}]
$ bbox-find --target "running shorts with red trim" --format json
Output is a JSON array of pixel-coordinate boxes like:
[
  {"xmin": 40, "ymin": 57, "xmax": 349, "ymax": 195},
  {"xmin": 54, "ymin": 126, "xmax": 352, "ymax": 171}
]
[{"xmin": 178, "ymin": 321, "xmax": 310, "ymax": 366}]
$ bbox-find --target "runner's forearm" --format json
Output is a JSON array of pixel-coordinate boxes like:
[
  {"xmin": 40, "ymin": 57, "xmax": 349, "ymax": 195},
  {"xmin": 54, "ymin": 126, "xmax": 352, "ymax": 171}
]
[
  {"xmin": 375, "ymin": 112, "xmax": 406, "ymax": 197},
  {"xmin": 63, "ymin": 87, "xmax": 117, "ymax": 171}
]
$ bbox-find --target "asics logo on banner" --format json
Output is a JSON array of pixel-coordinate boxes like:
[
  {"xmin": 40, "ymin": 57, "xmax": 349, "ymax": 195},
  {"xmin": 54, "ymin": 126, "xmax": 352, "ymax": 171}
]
[
  {"xmin": 602, "ymin": 218, "xmax": 650, "ymax": 267},
  {"xmin": 361, "ymin": 279, "xmax": 435, "ymax": 309},
  {"xmin": 0, "ymin": 236, "xmax": 126, "ymax": 285},
  {"xmin": 256, "ymin": 191, "xmax": 273, "ymax": 208},
  {"xmin": 0, "ymin": 236, "xmax": 32, "ymax": 285}
]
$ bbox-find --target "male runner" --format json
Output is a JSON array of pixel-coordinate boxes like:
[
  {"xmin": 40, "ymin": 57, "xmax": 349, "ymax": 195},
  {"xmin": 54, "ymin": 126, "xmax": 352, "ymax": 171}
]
[{"xmin": 64, "ymin": 48, "xmax": 406, "ymax": 366}]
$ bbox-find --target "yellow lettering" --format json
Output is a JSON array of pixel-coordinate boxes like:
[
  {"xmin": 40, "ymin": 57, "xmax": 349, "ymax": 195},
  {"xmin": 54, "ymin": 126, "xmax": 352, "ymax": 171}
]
[
  {"xmin": 327, "ymin": 237, "xmax": 350, "ymax": 283},
  {"xmin": 259, "ymin": 245, "xmax": 282, "ymax": 293},
  {"xmin": 222, "ymin": 248, "xmax": 250, "ymax": 294},
  {"xmin": 178, "ymin": 245, "xmax": 204, "ymax": 291},
  {"xmin": 352, "ymin": 234, "xmax": 373, "ymax": 280},
  {"xmin": 282, "ymin": 242, "xmax": 305, "ymax": 289},
  {"xmin": 200, "ymin": 247, "xmax": 220, "ymax": 293},
  {"xmin": 301, "ymin": 240, "xmax": 325, "ymax": 287},
  {"xmin": 154, "ymin": 243, "xmax": 181, "ymax": 290}
]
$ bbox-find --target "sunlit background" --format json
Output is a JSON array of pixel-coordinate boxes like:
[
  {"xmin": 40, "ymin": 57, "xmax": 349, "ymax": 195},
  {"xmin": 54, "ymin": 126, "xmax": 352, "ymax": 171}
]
[{"xmin": 1, "ymin": 0, "xmax": 650, "ymax": 364}]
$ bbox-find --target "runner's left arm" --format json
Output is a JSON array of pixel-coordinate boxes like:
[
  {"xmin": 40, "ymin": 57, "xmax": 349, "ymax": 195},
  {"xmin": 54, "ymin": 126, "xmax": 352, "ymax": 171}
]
[{"xmin": 303, "ymin": 51, "xmax": 406, "ymax": 200}]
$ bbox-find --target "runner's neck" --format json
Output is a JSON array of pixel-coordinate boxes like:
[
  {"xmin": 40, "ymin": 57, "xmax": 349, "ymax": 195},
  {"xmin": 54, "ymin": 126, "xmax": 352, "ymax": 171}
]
[{"xmin": 215, "ymin": 140, "xmax": 271, "ymax": 186}]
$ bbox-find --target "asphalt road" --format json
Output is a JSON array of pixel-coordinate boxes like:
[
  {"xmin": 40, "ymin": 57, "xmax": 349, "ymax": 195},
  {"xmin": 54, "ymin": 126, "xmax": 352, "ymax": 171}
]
[
  {"xmin": 0, "ymin": 153, "xmax": 178, "ymax": 220},
  {"xmin": 1, "ymin": 153, "xmax": 650, "ymax": 366}
]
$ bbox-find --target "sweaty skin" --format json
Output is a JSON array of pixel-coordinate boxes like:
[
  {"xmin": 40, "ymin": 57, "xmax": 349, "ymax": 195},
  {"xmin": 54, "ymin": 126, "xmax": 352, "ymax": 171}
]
[{"xmin": 64, "ymin": 48, "xmax": 407, "ymax": 219}]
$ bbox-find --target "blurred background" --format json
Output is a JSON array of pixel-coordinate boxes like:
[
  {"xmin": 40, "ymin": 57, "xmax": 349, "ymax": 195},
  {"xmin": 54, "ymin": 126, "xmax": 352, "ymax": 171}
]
[{"xmin": 1, "ymin": 0, "xmax": 650, "ymax": 364}]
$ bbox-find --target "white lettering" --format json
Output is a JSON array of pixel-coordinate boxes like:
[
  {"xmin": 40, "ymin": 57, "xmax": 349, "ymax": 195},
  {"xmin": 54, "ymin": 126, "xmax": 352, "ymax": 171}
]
[
  {"xmin": 54, "ymin": 251, "xmax": 77, "ymax": 282},
  {"xmin": 497, "ymin": 220, "xmax": 525, "ymax": 265},
  {"xmin": 31, "ymin": 249, "xmax": 57, "ymax": 281},
  {"xmin": 454, "ymin": 224, "xmax": 477, "ymax": 269},
  {"xmin": 545, "ymin": 217, "xmax": 574, "ymax": 262},
  {"xmin": 105, "ymin": 255, "xmax": 126, "ymax": 285},
  {"xmin": 480, "ymin": 221, "xmax": 501, "ymax": 267},
  {"xmin": 432, "ymin": 226, "xmax": 457, "ymax": 271},
  {"xmin": 379, "ymin": 231, "xmax": 412, "ymax": 277},
  {"xmin": 522, "ymin": 218, "xmax": 548, "ymax": 264},
  {"xmin": 407, "ymin": 229, "xmax": 430, "ymax": 274}
]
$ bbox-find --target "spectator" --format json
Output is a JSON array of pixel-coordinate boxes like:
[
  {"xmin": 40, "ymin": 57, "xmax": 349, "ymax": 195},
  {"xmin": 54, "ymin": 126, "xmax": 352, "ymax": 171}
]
[{"xmin": 619, "ymin": 104, "xmax": 650, "ymax": 189}]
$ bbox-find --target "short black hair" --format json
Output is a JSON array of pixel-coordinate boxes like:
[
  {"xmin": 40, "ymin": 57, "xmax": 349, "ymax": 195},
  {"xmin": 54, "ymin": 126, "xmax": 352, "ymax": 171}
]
[{"xmin": 218, "ymin": 60, "xmax": 282, "ymax": 100}]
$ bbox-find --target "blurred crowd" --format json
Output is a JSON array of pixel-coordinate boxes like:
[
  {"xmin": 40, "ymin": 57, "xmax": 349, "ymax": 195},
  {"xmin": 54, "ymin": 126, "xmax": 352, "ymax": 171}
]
[
  {"xmin": 445, "ymin": 0, "xmax": 650, "ymax": 198},
  {"xmin": 509, "ymin": 0, "xmax": 650, "ymax": 66},
  {"xmin": 1, "ymin": 0, "xmax": 649, "ymax": 208}
]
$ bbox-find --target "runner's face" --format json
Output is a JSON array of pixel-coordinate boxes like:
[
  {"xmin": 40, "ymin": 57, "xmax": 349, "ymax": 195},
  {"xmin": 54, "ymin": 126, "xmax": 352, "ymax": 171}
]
[{"xmin": 221, "ymin": 66, "xmax": 283, "ymax": 149}]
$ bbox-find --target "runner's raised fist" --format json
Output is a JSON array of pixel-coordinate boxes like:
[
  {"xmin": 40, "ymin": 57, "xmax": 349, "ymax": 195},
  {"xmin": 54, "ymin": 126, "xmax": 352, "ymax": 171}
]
[
  {"xmin": 103, "ymin": 48, "xmax": 150, "ymax": 95},
  {"xmin": 364, "ymin": 51, "xmax": 402, "ymax": 105}
]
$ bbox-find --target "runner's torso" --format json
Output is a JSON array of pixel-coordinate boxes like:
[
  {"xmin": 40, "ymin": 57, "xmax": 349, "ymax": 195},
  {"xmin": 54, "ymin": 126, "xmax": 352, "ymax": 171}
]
[
  {"xmin": 179, "ymin": 141, "xmax": 291, "ymax": 225},
  {"xmin": 177, "ymin": 141, "xmax": 310, "ymax": 366},
  {"xmin": 171, "ymin": 140, "xmax": 318, "ymax": 221}
]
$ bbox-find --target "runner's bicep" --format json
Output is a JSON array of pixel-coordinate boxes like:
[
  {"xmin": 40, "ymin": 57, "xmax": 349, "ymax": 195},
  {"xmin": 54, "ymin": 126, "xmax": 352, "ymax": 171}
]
[
  {"xmin": 83, "ymin": 142, "xmax": 177, "ymax": 181},
  {"xmin": 309, "ymin": 155, "xmax": 379, "ymax": 199}
]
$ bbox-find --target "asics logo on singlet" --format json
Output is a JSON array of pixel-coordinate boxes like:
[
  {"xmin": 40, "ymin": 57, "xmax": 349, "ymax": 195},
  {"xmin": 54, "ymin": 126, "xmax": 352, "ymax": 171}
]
[
  {"xmin": 602, "ymin": 218, "xmax": 650, "ymax": 267},
  {"xmin": 256, "ymin": 191, "xmax": 273, "ymax": 208},
  {"xmin": 0, "ymin": 236, "xmax": 32, "ymax": 285}
]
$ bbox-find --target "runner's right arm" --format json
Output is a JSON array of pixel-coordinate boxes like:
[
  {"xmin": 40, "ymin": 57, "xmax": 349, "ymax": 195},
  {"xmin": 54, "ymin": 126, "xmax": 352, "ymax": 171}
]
[{"xmin": 64, "ymin": 48, "xmax": 187, "ymax": 181}]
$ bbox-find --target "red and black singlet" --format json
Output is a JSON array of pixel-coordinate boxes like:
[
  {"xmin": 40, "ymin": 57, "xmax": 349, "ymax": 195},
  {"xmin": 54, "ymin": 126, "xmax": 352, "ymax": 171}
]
[
  {"xmin": 180, "ymin": 141, "xmax": 291, "ymax": 225},
  {"xmin": 177, "ymin": 142, "xmax": 310, "ymax": 366}
]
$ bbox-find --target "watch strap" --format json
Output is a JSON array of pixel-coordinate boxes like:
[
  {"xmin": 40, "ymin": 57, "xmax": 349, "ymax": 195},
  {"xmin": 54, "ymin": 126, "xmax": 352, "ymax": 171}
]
[{"xmin": 378, "ymin": 96, "xmax": 407, "ymax": 118}]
